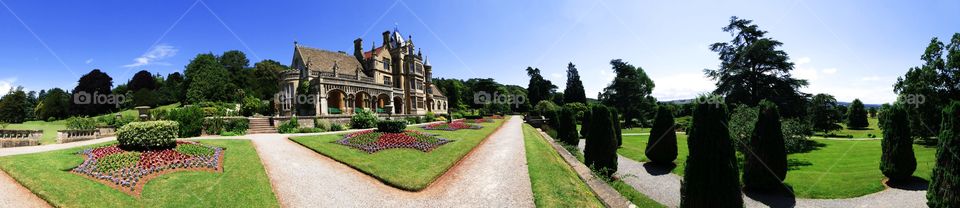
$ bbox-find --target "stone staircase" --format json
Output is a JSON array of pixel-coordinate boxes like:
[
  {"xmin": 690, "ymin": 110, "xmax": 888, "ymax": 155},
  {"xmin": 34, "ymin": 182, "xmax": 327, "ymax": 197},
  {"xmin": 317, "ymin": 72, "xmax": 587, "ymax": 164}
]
[{"xmin": 248, "ymin": 118, "xmax": 277, "ymax": 134}]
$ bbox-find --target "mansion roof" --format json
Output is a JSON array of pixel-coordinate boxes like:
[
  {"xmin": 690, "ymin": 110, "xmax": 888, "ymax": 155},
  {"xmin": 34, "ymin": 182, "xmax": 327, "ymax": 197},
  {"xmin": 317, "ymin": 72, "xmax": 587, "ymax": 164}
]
[{"xmin": 295, "ymin": 45, "xmax": 363, "ymax": 74}]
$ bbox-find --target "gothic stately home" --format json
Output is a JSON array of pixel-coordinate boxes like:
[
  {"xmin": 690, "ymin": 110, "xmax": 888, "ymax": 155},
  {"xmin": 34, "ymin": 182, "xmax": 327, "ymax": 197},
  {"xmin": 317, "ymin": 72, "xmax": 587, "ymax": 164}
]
[{"xmin": 277, "ymin": 28, "xmax": 448, "ymax": 118}]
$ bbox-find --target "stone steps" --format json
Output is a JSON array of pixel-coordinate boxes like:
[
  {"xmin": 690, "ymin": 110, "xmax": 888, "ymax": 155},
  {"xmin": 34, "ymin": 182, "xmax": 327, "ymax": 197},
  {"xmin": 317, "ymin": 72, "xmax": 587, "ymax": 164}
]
[{"xmin": 248, "ymin": 118, "xmax": 277, "ymax": 134}]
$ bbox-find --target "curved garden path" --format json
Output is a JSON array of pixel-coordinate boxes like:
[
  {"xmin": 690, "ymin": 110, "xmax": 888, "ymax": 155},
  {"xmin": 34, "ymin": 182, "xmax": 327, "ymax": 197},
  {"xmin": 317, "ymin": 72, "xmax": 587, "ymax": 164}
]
[
  {"xmin": 577, "ymin": 141, "xmax": 928, "ymax": 208},
  {"xmin": 0, "ymin": 117, "xmax": 534, "ymax": 207}
]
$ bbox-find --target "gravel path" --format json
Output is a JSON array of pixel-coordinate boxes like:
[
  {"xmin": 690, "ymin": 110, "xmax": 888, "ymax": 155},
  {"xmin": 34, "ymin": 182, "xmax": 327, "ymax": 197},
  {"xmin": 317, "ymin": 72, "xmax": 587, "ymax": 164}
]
[
  {"xmin": 576, "ymin": 141, "xmax": 926, "ymax": 208},
  {"xmin": 0, "ymin": 137, "xmax": 116, "ymax": 157},
  {"xmin": 246, "ymin": 116, "xmax": 534, "ymax": 207},
  {"xmin": 0, "ymin": 137, "xmax": 116, "ymax": 207}
]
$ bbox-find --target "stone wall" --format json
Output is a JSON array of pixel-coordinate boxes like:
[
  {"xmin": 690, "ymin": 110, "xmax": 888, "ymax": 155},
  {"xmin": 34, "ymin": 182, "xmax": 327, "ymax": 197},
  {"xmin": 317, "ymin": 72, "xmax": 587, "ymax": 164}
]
[{"xmin": 0, "ymin": 130, "xmax": 42, "ymax": 148}]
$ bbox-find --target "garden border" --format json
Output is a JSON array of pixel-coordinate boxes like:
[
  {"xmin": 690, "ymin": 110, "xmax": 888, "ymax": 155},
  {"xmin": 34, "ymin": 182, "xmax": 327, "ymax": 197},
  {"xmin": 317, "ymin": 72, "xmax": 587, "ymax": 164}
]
[{"xmin": 69, "ymin": 147, "xmax": 227, "ymax": 197}]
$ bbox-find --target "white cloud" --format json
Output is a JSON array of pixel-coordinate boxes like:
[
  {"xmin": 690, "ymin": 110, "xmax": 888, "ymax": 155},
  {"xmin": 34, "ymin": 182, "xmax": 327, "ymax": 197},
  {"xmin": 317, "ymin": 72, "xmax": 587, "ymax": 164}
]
[
  {"xmin": 0, "ymin": 78, "xmax": 17, "ymax": 95},
  {"xmin": 550, "ymin": 73, "xmax": 562, "ymax": 79},
  {"xmin": 124, "ymin": 44, "xmax": 177, "ymax": 67},
  {"xmin": 650, "ymin": 73, "xmax": 715, "ymax": 101},
  {"xmin": 821, "ymin": 68, "xmax": 837, "ymax": 75},
  {"xmin": 85, "ymin": 59, "xmax": 93, "ymax": 64},
  {"xmin": 794, "ymin": 67, "xmax": 819, "ymax": 81},
  {"xmin": 796, "ymin": 57, "xmax": 811, "ymax": 65}
]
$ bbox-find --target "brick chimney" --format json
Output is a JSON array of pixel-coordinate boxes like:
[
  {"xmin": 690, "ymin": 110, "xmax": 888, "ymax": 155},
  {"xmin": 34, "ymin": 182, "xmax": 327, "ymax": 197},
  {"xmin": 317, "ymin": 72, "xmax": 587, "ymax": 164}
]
[{"xmin": 353, "ymin": 38, "xmax": 364, "ymax": 65}]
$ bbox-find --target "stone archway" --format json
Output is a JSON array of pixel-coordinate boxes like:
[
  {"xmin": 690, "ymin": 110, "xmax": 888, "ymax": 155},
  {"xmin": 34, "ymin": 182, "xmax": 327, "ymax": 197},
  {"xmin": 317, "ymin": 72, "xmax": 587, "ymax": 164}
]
[
  {"xmin": 426, "ymin": 98, "xmax": 435, "ymax": 112},
  {"xmin": 393, "ymin": 97, "xmax": 404, "ymax": 114},
  {"xmin": 376, "ymin": 94, "xmax": 390, "ymax": 113},
  {"xmin": 326, "ymin": 89, "xmax": 347, "ymax": 114},
  {"xmin": 354, "ymin": 92, "xmax": 371, "ymax": 113}
]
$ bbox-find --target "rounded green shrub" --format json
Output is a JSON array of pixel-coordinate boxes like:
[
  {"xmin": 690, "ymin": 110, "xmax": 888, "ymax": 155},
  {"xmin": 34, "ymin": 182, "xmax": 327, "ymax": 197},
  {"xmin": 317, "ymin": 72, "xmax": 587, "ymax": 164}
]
[
  {"xmin": 743, "ymin": 100, "xmax": 788, "ymax": 192},
  {"xmin": 377, "ymin": 120, "xmax": 407, "ymax": 133},
  {"xmin": 166, "ymin": 106, "xmax": 204, "ymax": 137},
  {"xmin": 351, "ymin": 109, "xmax": 379, "ymax": 129},
  {"xmin": 927, "ymin": 101, "xmax": 960, "ymax": 208},
  {"xmin": 880, "ymin": 102, "xmax": 915, "ymax": 182},
  {"xmin": 584, "ymin": 105, "xmax": 618, "ymax": 177},
  {"xmin": 646, "ymin": 106, "xmax": 677, "ymax": 165},
  {"xmin": 680, "ymin": 98, "xmax": 743, "ymax": 207},
  {"xmin": 116, "ymin": 121, "xmax": 179, "ymax": 150}
]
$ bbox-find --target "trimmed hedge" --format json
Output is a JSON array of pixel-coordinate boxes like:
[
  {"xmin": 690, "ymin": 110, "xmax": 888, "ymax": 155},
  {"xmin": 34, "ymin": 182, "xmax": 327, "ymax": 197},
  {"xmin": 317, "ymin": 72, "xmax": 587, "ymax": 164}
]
[
  {"xmin": 927, "ymin": 101, "xmax": 960, "ymax": 208},
  {"xmin": 558, "ymin": 106, "xmax": 580, "ymax": 145},
  {"xmin": 116, "ymin": 121, "xmax": 179, "ymax": 150},
  {"xmin": 680, "ymin": 98, "xmax": 743, "ymax": 207},
  {"xmin": 203, "ymin": 117, "xmax": 249, "ymax": 135},
  {"xmin": 377, "ymin": 120, "xmax": 407, "ymax": 133},
  {"xmin": 743, "ymin": 100, "xmax": 788, "ymax": 192},
  {"xmin": 646, "ymin": 106, "xmax": 677, "ymax": 165},
  {"xmin": 166, "ymin": 106, "xmax": 204, "ymax": 138}
]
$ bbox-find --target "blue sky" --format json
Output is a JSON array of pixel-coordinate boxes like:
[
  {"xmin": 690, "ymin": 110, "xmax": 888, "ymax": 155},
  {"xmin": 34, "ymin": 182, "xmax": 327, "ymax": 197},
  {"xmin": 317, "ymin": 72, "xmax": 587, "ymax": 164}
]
[{"xmin": 1, "ymin": 0, "xmax": 958, "ymax": 104}]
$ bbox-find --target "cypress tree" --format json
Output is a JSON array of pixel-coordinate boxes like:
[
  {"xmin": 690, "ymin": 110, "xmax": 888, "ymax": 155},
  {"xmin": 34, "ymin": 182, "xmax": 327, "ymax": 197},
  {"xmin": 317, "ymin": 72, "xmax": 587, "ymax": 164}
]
[
  {"xmin": 880, "ymin": 102, "xmax": 916, "ymax": 182},
  {"xmin": 646, "ymin": 106, "xmax": 678, "ymax": 165},
  {"xmin": 680, "ymin": 99, "xmax": 743, "ymax": 207},
  {"xmin": 548, "ymin": 109, "xmax": 561, "ymax": 133},
  {"xmin": 584, "ymin": 105, "xmax": 618, "ymax": 177},
  {"xmin": 928, "ymin": 101, "xmax": 960, "ymax": 208},
  {"xmin": 559, "ymin": 107, "xmax": 580, "ymax": 145},
  {"xmin": 742, "ymin": 100, "xmax": 788, "ymax": 192},
  {"xmin": 846, "ymin": 98, "xmax": 869, "ymax": 129}
]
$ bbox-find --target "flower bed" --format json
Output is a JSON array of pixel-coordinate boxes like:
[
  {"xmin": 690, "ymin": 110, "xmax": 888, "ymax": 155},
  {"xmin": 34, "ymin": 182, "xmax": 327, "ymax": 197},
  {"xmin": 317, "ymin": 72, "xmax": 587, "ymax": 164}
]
[
  {"xmin": 422, "ymin": 121, "xmax": 482, "ymax": 131},
  {"xmin": 335, "ymin": 130, "xmax": 453, "ymax": 153},
  {"xmin": 488, "ymin": 115, "xmax": 504, "ymax": 119},
  {"xmin": 71, "ymin": 141, "xmax": 225, "ymax": 195},
  {"xmin": 465, "ymin": 118, "xmax": 495, "ymax": 123}
]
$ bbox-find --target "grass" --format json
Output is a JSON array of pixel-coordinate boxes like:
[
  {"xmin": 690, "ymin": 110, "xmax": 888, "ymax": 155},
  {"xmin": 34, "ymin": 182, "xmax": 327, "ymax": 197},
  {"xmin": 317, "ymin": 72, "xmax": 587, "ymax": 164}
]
[
  {"xmin": 2, "ymin": 103, "xmax": 181, "ymax": 145},
  {"xmin": 0, "ymin": 139, "xmax": 279, "ymax": 207},
  {"xmin": 576, "ymin": 124, "xmax": 650, "ymax": 134},
  {"xmin": 616, "ymin": 134, "xmax": 938, "ymax": 198},
  {"xmin": 521, "ymin": 124, "xmax": 603, "ymax": 207},
  {"xmin": 816, "ymin": 117, "xmax": 883, "ymax": 138},
  {"xmin": 289, "ymin": 118, "xmax": 507, "ymax": 191}
]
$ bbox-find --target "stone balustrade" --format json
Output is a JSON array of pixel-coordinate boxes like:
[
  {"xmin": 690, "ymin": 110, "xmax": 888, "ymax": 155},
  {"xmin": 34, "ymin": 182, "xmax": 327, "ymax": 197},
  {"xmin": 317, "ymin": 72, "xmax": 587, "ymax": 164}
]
[
  {"xmin": 57, "ymin": 129, "xmax": 101, "ymax": 144},
  {"xmin": 0, "ymin": 129, "xmax": 42, "ymax": 148}
]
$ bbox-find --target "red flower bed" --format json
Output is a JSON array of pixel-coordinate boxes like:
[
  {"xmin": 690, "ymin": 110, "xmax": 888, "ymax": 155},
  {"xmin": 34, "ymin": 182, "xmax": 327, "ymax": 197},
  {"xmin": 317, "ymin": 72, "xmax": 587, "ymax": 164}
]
[
  {"xmin": 336, "ymin": 130, "xmax": 453, "ymax": 153},
  {"xmin": 72, "ymin": 141, "xmax": 224, "ymax": 195},
  {"xmin": 422, "ymin": 121, "xmax": 482, "ymax": 131},
  {"xmin": 465, "ymin": 118, "xmax": 495, "ymax": 123}
]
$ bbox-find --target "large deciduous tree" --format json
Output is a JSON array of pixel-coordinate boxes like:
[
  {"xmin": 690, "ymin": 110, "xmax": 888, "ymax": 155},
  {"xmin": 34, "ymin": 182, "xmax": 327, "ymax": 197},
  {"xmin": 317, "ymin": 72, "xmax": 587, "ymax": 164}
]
[
  {"xmin": 928, "ymin": 101, "xmax": 960, "ymax": 207},
  {"xmin": 846, "ymin": 99, "xmax": 869, "ymax": 129},
  {"xmin": 808, "ymin": 93, "xmax": 842, "ymax": 133},
  {"xmin": 36, "ymin": 88, "xmax": 71, "ymax": 121},
  {"xmin": 563, "ymin": 62, "xmax": 587, "ymax": 104},
  {"xmin": 680, "ymin": 95, "xmax": 743, "ymax": 207},
  {"xmin": 0, "ymin": 87, "xmax": 30, "ymax": 123},
  {"xmin": 743, "ymin": 100, "xmax": 788, "ymax": 192},
  {"xmin": 219, "ymin": 50, "xmax": 250, "ymax": 92},
  {"xmin": 599, "ymin": 59, "xmax": 656, "ymax": 127},
  {"xmin": 704, "ymin": 16, "xmax": 809, "ymax": 118},
  {"xmin": 526, "ymin": 67, "xmax": 557, "ymax": 108},
  {"xmin": 894, "ymin": 34, "xmax": 960, "ymax": 138},
  {"xmin": 72, "ymin": 69, "xmax": 114, "ymax": 116},
  {"xmin": 185, "ymin": 53, "xmax": 235, "ymax": 103},
  {"xmin": 879, "ymin": 102, "xmax": 916, "ymax": 182},
  {"xmin": 127, "ymin": 70, "xmax": 158, "ymax": 92},
  {"xmin": 251, "ymin": 60, "xmax": 285, "ymax": 100}
]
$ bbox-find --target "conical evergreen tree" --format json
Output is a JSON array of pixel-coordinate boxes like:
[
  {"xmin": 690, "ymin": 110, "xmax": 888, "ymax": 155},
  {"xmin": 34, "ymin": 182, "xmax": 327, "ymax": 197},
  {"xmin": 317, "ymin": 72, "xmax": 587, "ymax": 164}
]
[
  {"xmin": 680, "ymin": 99, "xmax": 743, "ymax": 207},
  {"xmin": 612, "ymin": 108, "xmax": 623, "ymax": 147},
  {"xmin": 646, "ymin": 106, "xmax": 678, "ymax": 165},
  {"xmin": 563, "ymin": 62, "xmax": 587, "ymax": 104},
  {"xmin": 581, "ymin": 108, "xmax": 592, "ymax": 138},
  {"xmin": 928, "ymin": 101, "xmax": 960, "ymax": 208},
  {"xmin": 846, "ymin": 99, "xmax": 869, "ymax": 129},
  {"xmin": 584, "ymin": 105, "xmax": 618, "ymax": 177},
  {"xmin": 880, "ymin": 102, "xmax": 916, "ymax": 182},
  {"xmin": 559, "ymin": 106, "xmax": 580, "ymax": 145},
  {"xmin": 742, "ymin": 100, "xmax": 788, "ymax": 192}
]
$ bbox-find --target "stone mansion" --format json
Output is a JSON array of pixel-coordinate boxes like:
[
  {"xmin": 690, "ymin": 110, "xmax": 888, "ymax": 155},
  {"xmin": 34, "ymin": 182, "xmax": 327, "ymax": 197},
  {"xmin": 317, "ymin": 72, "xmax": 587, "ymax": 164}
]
[{"xmin": 277, "ymin": 28, "xmax": 449, "ymax": 117}]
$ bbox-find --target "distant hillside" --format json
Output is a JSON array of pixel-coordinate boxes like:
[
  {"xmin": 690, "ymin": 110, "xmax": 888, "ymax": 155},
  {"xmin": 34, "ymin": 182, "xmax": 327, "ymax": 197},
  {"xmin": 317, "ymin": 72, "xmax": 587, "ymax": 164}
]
[{"xmin": 661, "ymin": 99, "xmax": 883, "ymax": 108}]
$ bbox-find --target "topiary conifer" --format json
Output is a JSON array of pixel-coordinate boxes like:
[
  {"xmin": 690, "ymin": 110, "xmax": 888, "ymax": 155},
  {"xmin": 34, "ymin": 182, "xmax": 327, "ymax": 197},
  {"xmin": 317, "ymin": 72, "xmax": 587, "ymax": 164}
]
[
  {"xmin": 742, "ymin": 100, "xmax": 787, "ymax": 192},
  {"xmin": 680, "ymin": 99, "xmax": 743, "ymax": 207},
  {"xmin": 927, "ymin": 101, "xmax": 960, "ymax": 208},
  {"xmin": 646, "ymin": 106, "xmax": 677, "ymax": 165}
]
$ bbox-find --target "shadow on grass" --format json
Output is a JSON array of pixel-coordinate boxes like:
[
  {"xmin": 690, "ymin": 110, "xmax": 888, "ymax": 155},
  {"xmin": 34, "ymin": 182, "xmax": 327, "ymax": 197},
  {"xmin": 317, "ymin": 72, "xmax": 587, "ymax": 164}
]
[
  {"xmin": 786, "ymin": 158, "xmax": 812, "ymax": 171},
  {"xmin": 641, "ymin": 162, "xmax": 676, "ymax": 176},
  {"xmin": 885, "ymin": 176, "xmax": 929, "ymax": 191},
  {"xmin": 743, "ymin": 185, "xmax": 796, "ymax": 208},
  {"xmin": 787, "ymin": 139, "xmax": 826, "ymax": 154}
]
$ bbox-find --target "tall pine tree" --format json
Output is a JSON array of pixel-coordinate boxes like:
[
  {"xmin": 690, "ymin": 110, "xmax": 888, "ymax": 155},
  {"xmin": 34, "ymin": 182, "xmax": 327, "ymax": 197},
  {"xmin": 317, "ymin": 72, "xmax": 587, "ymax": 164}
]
[{"xmin": 563, "ymin": 62, "xmax": 587, "ymax": 104}]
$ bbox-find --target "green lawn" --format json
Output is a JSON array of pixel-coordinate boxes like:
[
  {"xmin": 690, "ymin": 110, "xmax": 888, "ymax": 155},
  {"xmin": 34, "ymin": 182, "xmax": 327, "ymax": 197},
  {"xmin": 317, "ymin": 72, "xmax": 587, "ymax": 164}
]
[
  {"xmin": 6, "ymin": 120, "xmax": 67, "ymax": 145},
  {"xmin": 289, "ymin": 118, "xmax": 507, "ymax": 191},
  {"xmin": 617, "ymin": 134, "xmax": 938, "ymax": 198},
  {"xmin": 816, "ymin": 117, "xmax": 882, "ymax": 138},
  {"xmin": 521, "ymin": 124, "xmax": 603, "ymax": 207},
  {"xmin": 576, "ymin": 124, "xmax": 650, "ymax": 134},
  {"xmin": 0, "ymin": 139, "xmax": 279, "ymax": 207}
]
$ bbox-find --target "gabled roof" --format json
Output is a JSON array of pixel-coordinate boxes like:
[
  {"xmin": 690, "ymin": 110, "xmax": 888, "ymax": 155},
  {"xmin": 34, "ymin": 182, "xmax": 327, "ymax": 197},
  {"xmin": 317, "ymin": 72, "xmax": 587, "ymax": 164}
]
[
  {"xmin": 295, "ymin": 45, "xmax": 363, "ymax": 74},
  {"xmin": 362, "ymin": 46, "xmax": 386, "ymax": 59},
  {"xmin": 430, "ymin": 85, "xmax": 445, "ymax": 97}
]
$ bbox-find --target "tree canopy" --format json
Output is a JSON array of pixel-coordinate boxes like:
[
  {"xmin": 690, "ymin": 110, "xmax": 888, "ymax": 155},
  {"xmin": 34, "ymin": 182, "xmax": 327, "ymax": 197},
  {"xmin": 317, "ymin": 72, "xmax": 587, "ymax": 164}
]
[
  {"xmin": 599, "ymin": 59, "xmax": 656, "ymax": 127},
  {"xmin": 704, "ymin": 16, "xmax": 809, "ymax": 118},
  {"xmin": 526, "ymin": 67, "xmax": 557, "ymax": 108},
  {"xmin": 185, "ymin": 53, "xmax": 236, "ymax": 103},
  {"xmin": 72, "ymin": 69, "xmax": 115, "ymax": 116},
  {"xmin": 846, "ymin": 99, "xmax": 869, "ymax": 129},
  {"xmin": 563, "ymin": 62, "xmax": 587, "ymax": 104},
  {"xmin": 808, "ymin": 93, "xmax": 842, "ymax": 133}
]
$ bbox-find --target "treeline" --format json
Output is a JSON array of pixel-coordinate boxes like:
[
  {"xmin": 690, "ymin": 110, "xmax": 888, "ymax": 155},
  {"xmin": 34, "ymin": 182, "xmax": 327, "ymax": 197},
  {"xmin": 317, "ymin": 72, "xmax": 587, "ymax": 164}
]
[{"xmin": 0, "ymin": 50, "xmax": 287, "ymax": 124}]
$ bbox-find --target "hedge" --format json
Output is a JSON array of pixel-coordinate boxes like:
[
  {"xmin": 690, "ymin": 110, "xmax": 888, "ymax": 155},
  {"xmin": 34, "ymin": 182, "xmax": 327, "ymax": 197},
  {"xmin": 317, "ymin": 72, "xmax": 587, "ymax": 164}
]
[
  {"xmin": 116, "ymin": 121, "xmax": 179, "ymax": 150},
  {"xmin": 377, "ymin": 120, "xmax": 407, "ymax": 133}
]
